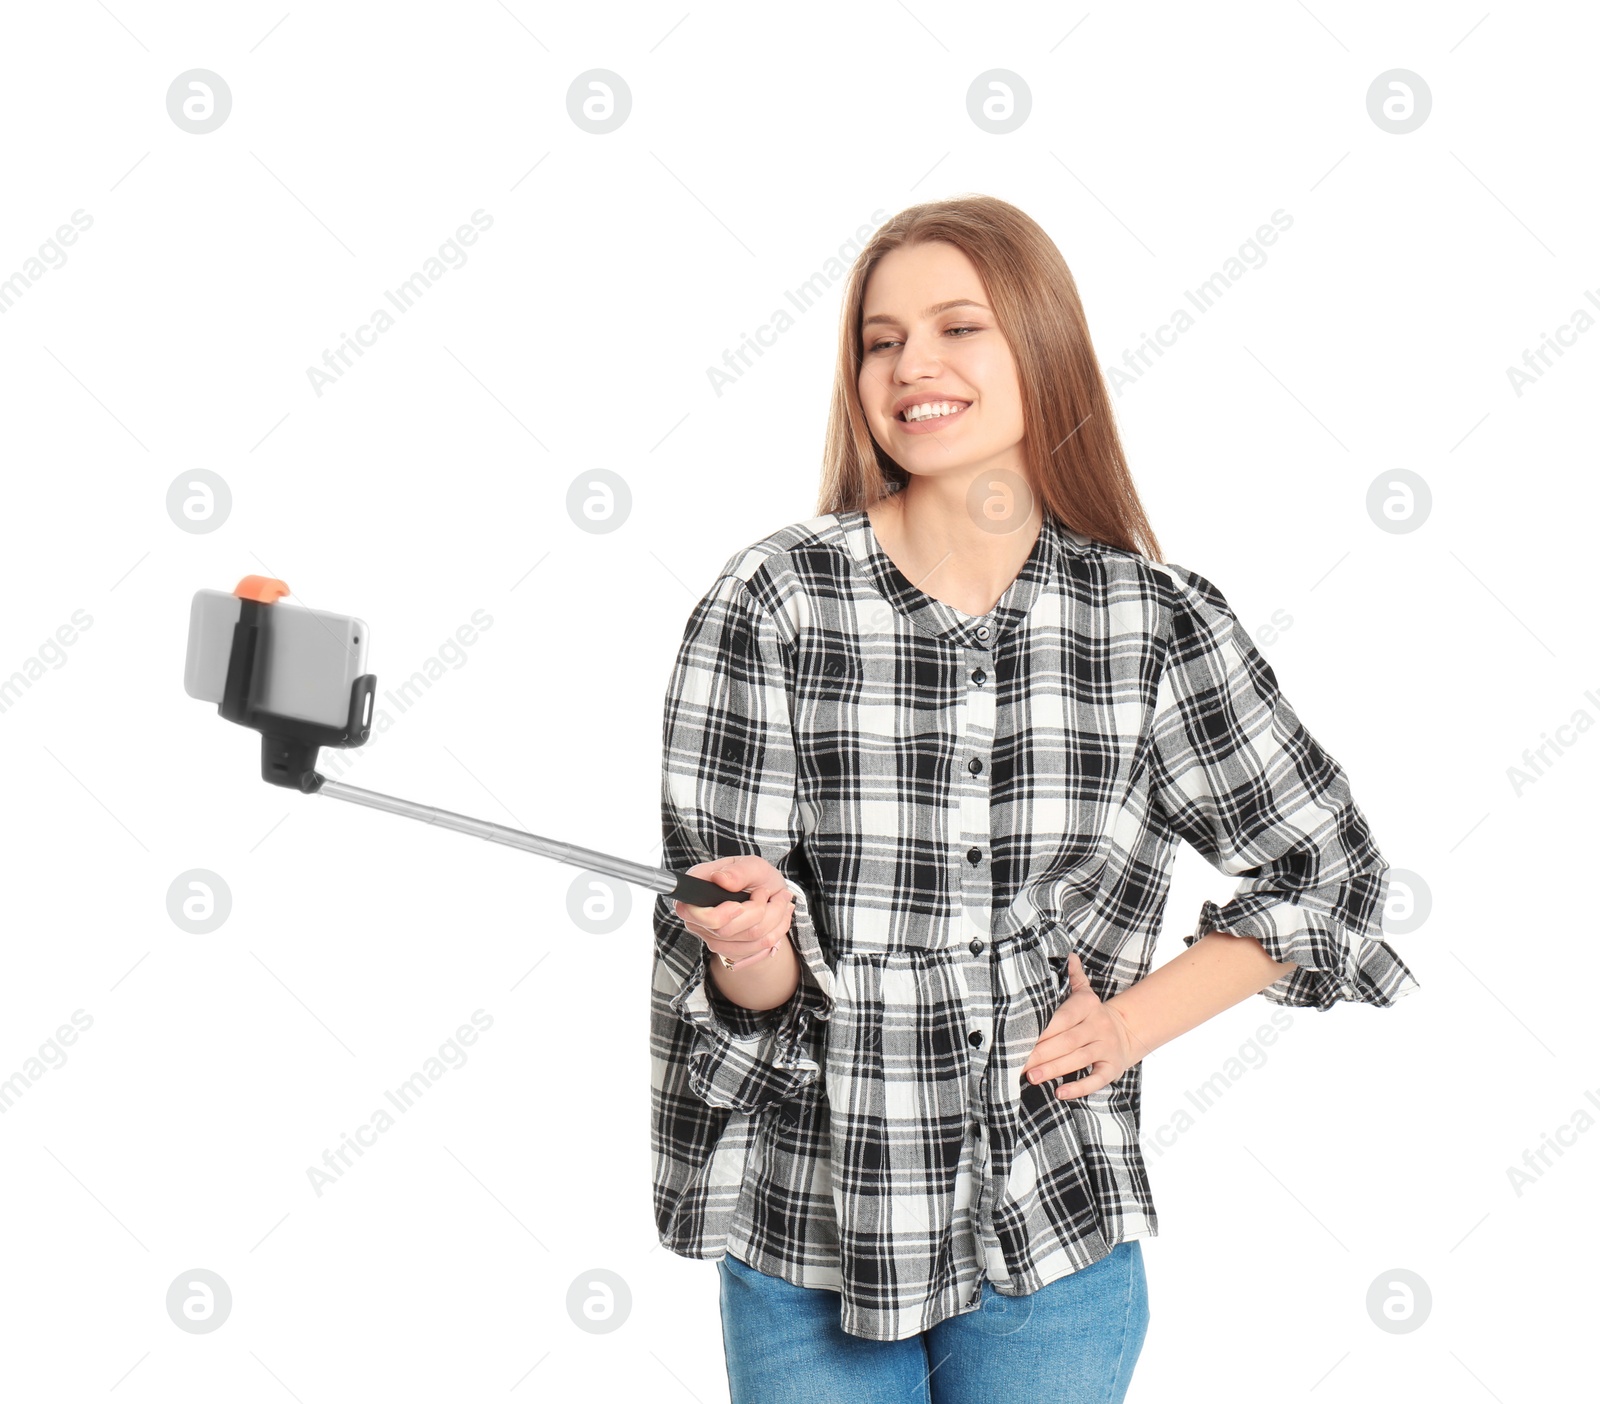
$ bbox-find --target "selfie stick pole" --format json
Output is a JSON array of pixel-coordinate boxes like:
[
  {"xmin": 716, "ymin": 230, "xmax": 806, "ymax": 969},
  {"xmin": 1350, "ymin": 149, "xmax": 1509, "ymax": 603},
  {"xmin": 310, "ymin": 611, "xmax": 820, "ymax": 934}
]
[
  {"xmin": 308, "ymin": 779, "xmax": 733, "ymax": 906},
  {"xmin": 215, "ymin": 575, "xmax": 748, "ymax": 911}
]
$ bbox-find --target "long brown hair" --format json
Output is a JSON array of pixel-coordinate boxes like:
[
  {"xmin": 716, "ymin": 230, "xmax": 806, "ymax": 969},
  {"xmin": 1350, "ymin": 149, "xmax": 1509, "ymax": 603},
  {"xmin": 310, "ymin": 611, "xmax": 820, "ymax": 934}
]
[{"xmin": 815, "ymin": 194, "xmax": 1163, "ymax": 563}]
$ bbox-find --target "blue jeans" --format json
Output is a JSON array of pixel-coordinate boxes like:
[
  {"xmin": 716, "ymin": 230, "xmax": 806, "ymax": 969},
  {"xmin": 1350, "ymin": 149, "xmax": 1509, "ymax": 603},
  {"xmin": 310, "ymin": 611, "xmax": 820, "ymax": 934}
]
[{"xmin": 718, "ymin": 1241, "xmax": 1149, "ymax": 1403}]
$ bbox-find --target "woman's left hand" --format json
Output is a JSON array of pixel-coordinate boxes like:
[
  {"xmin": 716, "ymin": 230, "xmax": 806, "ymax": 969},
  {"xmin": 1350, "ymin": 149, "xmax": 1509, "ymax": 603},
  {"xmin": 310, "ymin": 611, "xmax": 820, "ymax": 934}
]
[{"xmin": 1020, "ymin": 952, "xmax": 1143, "ymax": 1100}]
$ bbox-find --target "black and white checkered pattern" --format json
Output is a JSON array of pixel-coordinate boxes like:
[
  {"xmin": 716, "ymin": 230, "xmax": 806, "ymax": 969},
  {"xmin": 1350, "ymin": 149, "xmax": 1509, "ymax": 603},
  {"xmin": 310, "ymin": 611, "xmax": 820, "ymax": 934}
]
[{"xmin": 650, "ymin": 506, "xmax": 1418, "ymax": 1341}]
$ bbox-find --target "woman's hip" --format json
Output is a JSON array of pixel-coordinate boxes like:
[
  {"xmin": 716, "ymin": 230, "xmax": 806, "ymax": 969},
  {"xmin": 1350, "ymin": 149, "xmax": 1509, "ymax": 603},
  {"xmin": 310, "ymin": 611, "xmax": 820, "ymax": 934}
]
[{"xmin": 716, "ymin": 1241, "xmax": 1150, "ymax": 1404}]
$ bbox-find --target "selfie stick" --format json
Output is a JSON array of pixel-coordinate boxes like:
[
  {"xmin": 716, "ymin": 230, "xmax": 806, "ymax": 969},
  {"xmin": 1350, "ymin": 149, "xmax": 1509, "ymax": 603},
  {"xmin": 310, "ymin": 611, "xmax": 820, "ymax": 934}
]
[{"xmin": 214, "ymin": 576, "xmax": 749, "ymax": 911}]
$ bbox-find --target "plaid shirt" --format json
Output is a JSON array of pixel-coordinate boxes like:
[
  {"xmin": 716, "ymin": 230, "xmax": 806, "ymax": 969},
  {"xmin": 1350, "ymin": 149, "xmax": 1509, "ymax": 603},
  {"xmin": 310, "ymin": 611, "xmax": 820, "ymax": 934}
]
[{"xmin": 650, "ymin": 506, "xmax": 1419, "ymax": 1342}]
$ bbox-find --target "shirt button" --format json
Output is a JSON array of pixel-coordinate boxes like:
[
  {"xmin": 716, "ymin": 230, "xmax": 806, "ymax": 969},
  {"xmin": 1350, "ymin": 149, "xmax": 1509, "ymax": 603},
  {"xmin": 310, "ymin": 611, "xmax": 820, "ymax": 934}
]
[
  {"xmin": 971, "ymin": 668, "xmax": 986, "ymax": 685},
  {"xmin": 966, "ymin": 847, "xmax": 982, "ymax": 864},
  {"xmin": 976, "ymin": 626, "xmax": 990, "ymax": 639},
  {"xmin": 969, "ymin": 937, "xmax": 985, "ymax": 955},
  {"xmin": 967, "ymin": 757, "xmax": 983, "ymax": 774},
  {"xmin": 968, "ymin": 1029, "xmax": 984, "ymax": 1047}
]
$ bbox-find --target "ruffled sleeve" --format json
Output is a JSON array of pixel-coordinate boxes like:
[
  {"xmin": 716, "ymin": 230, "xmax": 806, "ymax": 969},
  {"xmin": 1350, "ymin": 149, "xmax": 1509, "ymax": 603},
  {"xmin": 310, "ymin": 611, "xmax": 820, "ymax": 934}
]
[
  {"xmin": 1146, "ymin": 563, "xmax": 1420, "ymax": 1012},
  {"xmin": 651, "ymin": 569, "xmax": 835, "ymax": 1114}
]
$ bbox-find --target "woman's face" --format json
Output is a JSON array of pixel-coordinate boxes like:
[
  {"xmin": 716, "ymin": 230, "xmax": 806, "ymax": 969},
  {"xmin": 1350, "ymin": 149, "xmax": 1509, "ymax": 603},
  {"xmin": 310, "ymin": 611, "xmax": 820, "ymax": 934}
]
[{"xmin": 856, "ymin": 240, "xmax": 1026, "ymax": 489}]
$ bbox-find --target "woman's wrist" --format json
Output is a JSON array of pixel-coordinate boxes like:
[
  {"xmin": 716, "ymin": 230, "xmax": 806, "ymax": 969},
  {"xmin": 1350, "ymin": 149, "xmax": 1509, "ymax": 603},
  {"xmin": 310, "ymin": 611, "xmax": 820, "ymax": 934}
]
[{"xmin": 708, "ymin": 933, "xmax": 800, "ymax": 1012}]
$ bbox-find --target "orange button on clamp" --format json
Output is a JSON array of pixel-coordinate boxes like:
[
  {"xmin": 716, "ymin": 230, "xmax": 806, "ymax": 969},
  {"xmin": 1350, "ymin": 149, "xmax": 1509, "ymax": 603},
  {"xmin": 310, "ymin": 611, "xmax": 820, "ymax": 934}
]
[{"xmin": 233, "ymin": 575, "xmax": 290, "ymax": 604}]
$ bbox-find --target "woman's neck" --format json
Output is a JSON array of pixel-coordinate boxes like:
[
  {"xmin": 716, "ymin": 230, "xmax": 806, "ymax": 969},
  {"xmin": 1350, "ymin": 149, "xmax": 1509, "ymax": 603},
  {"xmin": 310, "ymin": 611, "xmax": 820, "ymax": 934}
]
[{"xmin": 867, "ymin": 487, "xmax": 1041, "ymax": 617}]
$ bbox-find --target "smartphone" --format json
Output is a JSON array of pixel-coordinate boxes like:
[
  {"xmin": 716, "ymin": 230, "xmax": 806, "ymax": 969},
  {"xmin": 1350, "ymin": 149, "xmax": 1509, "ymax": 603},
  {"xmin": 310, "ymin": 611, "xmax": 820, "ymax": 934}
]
[{"xmin": 184, "ymin": 588, "xmax": 369, "ymax": 729}]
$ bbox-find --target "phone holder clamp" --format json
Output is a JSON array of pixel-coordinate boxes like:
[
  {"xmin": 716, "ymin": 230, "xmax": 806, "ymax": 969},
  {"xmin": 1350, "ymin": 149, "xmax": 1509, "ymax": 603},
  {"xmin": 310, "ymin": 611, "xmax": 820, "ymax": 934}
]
[{"xmin": 216, "ymin": 575, "xmax": 376, "ymax": 792}]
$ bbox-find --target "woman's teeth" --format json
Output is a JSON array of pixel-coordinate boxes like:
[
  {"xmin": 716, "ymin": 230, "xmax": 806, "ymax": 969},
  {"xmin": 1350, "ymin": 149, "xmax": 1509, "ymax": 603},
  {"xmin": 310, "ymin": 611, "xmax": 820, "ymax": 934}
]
[{"xmin": 901, "ymin": 401, "xmax": 969, "ymax": 422}]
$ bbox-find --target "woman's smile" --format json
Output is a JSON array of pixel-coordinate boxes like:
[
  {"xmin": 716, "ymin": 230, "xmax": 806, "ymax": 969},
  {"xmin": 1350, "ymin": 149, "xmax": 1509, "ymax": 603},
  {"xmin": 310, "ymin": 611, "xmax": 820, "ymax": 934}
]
[{"xmin": 895, "ymin": 399, "xmax": 972, "ymax": 434}]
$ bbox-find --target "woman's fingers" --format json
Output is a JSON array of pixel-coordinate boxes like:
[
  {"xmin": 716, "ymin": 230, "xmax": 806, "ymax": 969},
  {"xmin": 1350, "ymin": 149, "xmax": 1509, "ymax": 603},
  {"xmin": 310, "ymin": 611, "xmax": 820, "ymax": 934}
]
[
  {"xmin": 1021, "ymin": 1051, "xmax": 1091, "ymax": 1086},
  {"xmin": 1020, "ymin": 1025, "xmax": 1101, "ymax": 1084},
  {"xmin": 678, "ymin": 885, "xmax": 772, "ymax": 937},
  {"xmin": 687, "ymin": 854, "xmax": 782, "ymax": 907},
  {"xmin": 674, "ymin": 856, "xmax": 795, "ymax": 963},
  {"xmin": 675, "ymin": 895, "xmax": 746, "ymax": 934},
  {"xmin": 1056, "ymin": 1067, "xmax": 1111, "ymax": 1099},
  {"xmin": 677, "ymin": 887, "xmax": 793, "ymax": 955}
]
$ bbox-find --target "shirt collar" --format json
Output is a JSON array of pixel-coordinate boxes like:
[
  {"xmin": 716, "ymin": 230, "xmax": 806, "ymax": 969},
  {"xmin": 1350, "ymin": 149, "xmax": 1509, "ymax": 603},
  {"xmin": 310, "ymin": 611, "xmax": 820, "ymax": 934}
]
[{"xmin": 839, "ymin": 505, "xmax": 1082, "ymax": 649}]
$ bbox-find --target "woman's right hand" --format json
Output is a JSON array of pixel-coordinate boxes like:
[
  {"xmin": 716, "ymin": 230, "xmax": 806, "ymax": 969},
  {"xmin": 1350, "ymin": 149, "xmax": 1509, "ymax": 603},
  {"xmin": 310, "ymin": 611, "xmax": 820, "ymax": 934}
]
[{"xmin": 674, "ymin": 855, "xmax": 796, "ymax": 971}]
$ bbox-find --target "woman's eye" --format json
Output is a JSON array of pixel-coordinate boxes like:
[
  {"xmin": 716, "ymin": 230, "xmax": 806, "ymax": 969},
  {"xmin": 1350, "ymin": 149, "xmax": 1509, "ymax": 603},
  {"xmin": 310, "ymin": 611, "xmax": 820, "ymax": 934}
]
[{"xmin": 865, "ymin": 326, "xmax": 980, "ymax": 353}]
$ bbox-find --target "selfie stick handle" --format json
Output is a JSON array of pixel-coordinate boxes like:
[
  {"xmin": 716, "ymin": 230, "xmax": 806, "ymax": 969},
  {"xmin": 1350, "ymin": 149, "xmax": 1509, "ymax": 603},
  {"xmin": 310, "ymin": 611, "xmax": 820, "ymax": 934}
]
[{"xmin": 216, "ymin": 575, "xmax": 747, "ymax": 911}]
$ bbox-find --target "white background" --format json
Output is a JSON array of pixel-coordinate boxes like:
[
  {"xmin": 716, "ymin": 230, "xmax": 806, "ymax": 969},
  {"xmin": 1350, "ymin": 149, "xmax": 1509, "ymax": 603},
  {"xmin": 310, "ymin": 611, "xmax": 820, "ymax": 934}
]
[{"xmin": 0, "ymin": 1, "xmax": 1592, "ymax": 1399}]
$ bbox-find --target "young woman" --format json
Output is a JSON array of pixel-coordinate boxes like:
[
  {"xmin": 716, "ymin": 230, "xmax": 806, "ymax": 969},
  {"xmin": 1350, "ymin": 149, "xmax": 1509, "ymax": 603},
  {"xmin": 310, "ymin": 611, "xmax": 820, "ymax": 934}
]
[{"xmin": 650, "ymin": 195, "xmax": 1419, "ymax": 1404}]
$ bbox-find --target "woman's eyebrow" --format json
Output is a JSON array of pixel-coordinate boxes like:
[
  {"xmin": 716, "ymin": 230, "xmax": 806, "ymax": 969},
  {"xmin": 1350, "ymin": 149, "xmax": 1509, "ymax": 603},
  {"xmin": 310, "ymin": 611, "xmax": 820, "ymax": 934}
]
[{"xmin": 862, "ymin": 298, "xmax": 989, "ymax": 330}]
